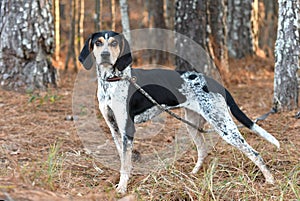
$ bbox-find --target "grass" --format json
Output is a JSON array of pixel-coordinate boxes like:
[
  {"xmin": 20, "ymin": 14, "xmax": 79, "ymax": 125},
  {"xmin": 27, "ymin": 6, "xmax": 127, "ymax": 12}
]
[
  {"xmin": 3, "ymin": 131, "xmax": 297, "ymax": 200},
  {"xmin": 132, "ymin": 144, "xmax": 300, "ymax": 200},
  {"xmin": 27, "ymin": 90, "xmax": 62, "ymax": 106},
  {"xmin": 43, "ymin": 141, "xmax": 65, "ymax": 189},
  {"xmin": 19, "ymin": 141, "xmax": 66, "ymax": 190}
]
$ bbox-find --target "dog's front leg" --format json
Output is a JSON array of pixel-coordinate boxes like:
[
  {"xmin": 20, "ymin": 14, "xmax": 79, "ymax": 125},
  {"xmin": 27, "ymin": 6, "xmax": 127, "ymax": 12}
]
[
  {"xmin": 99, "ymin": 106, "xmax": 122, "ymax": 157},
  {"xmin": 111, "ymin": 106, "xmax": 135, "ymax": 194},
  {"xmin": 116, "ymin": 133, "xmax": 133, "ymax": 194}
]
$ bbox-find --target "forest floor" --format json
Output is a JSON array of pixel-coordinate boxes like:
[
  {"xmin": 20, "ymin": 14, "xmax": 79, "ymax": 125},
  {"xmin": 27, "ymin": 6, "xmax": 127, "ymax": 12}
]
[{"xmin": 0, "ymin": 56, "xmax": 299, "ymax": 201}]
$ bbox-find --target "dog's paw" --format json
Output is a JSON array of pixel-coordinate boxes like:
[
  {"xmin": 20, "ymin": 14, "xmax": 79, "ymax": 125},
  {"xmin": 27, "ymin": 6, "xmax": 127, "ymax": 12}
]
[
  {"xmin": 265, "ymin": 176, "xmax": 275, "ymax": 185},
  {"xmin": 116, "ymin": 184, "xmax": 127, "ymax": 194}
]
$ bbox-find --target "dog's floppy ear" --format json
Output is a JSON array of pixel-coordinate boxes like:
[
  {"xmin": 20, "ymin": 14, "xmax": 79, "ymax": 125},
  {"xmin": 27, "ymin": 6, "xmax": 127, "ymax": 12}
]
[
  {"xmin": 78, "ymin": 34, "xmax": 95, "ymax": 70},
  {"xmin": 113, "ymin": 34, "xmax": 132, "ymax": 71}
]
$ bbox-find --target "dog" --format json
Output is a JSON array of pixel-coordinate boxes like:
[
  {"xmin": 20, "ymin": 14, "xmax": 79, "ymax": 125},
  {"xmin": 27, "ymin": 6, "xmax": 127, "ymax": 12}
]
[{"xmin": 78, "ymin": 31, "xmax": 279, "ymax": 193}]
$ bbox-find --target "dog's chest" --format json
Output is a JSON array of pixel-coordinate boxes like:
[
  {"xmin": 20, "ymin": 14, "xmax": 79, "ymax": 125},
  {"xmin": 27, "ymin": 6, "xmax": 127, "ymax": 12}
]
[{"xmin": 97, "ymin": 80, "xmax": 129, "ymax": 105}]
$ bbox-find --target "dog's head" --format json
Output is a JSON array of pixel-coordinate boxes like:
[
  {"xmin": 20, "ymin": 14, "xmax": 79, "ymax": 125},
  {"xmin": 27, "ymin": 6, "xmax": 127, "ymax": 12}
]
[{"xmin": 78, "ymin": 31, "xmax": 132, "ymax": 73}]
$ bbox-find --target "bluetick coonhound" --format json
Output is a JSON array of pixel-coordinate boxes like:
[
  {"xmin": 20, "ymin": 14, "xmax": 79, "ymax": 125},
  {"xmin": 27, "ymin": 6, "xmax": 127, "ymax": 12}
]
[{"xmin": 78, "ymin": 31, "xmax": 279, "ymax": 193}]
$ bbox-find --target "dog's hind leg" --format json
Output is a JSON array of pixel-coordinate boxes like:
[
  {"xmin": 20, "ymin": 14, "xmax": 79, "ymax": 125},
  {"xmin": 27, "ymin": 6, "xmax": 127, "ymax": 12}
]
[
  {"xmin": 195, "ymin": 93, "xmax": 275, "ymax": 184},
  {"xmin": 185, "ymin": 109, "xmax": 208, "ymax": 174}
]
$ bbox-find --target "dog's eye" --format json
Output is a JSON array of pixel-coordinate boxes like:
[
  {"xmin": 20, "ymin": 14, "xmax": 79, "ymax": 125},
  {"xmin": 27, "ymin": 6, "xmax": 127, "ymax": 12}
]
[
  {"xmin": 95, "ymin": 41, "xmax": 103, "ymax": 46},
  {"xmin": 110, "ymin": 40, "xmax": 118, "ymax": 47}
]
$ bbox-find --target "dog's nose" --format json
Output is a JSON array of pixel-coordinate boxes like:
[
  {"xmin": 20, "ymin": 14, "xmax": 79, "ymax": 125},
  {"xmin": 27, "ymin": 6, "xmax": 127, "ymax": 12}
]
[{"xmin": 101, "ymin": 51, "xmax": 110, "ymax": 58}]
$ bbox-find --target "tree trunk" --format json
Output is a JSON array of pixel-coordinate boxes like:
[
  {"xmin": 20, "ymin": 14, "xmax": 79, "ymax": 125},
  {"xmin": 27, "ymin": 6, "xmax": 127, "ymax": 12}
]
[
  {"xmin": 111, "ymin": 0, "xmax": 116, "ymax": 30},
  {"xmin": 175, "ymin": 0, "xmax": 210, "ymax": 71},
  {"xmin": 54, "ymin": 0, "xmax": 60, "ymax": 61},
  {"xmin": 227, "ymin": 0, "xmax": 255, "ymax": 58},
  {"xmin": 251, "ymin": 0, "xmax": 259, "ymax": 56},
  {"xmin": 65, "ymin": 0, "xmax": 78, "ymax": 71},
  {"xmin": 273, "ymin": 0, "xmax": 299, "ymax": 111},
  {"xmin": 78, "ymin": 0, "xmax": 84, "ymax": 51},
  {"xmin": 164, "ymin": 0, "xmax": 175, "ymax": 29},
  {"xmin": 119, "ymin": 0, "xmax": 131, "ymax": 43},
  {"xmin": 208, "ymin": 0, "xmax": 229, "ymax": 73},
  {"xmin": 0, "ymin": 0, "xmax": 57, "ymax": 91},
  {"xmin": 149, "ymin": 0, "xmax": 167, "ymax": 64},
  {"xmin": 260, "ymin": 0, "xmax": 278, "ymax": 58},
  {"xmin": 95, "ymin": 0, "xmax": 101, "ymax": 31}
]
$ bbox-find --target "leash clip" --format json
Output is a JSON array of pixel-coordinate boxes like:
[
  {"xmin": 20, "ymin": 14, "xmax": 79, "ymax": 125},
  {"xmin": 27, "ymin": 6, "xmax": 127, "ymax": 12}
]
[{"xmin": 130, "ymin": 76, "xmax": 137, "ymax": 83}]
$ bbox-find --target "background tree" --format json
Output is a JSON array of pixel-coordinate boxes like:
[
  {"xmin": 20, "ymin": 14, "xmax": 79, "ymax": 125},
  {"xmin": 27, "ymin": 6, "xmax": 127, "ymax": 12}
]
[
  {"xmin": 208, "ymin": 0, "xmax": 229, "ymax": 73},
  {"xmin": 259, "ymin": 0, "xmax": 278, "ymax": 58},
  {"xmin": 0, "ymin": 0, "xmax": 57, "ymax": 91},
  {"xmin": 54, "ymin": 0, "xmax": 60, "ymax": 61},
  {"xmin": 78, "ymin": 0, "xmax": 85, "ymax": 51},
  {"xmin": 119, "ymin": 0, "xmax": 131, "ymax": 43},
  {"xmin": 174, "ymin": 0, "xmax": 210, "ymax": 71},
  {"xmin": 95, "ymin": 0, "xmax": 101, "ymax": 31},
  {"xmin": 273, "ymin": 0, "xmax": 299, "ymax": 111},
  {"xmin": 111, "ymin": 0, "xmax": 116, "ymax": 30},
  {"xmin": 164, "ymin": 0, "xmax": 175, "ymax": 29},
  {"xmin": 148, "ymin": 0, "xmax": 167, "ymax": 64},
  {"xmin": 65, "ymin": 0, "xmax": 78, "ymax": 71},
  {"xmin": 227, "ymin": 0, "xmax": 256, "ymax": 58}
]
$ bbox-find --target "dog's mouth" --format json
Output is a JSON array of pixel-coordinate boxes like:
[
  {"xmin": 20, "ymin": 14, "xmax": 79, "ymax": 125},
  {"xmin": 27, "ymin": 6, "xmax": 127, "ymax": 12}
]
[{"xmin": 99, "ymin": 61, "xmax": 113, "ymax": 66}]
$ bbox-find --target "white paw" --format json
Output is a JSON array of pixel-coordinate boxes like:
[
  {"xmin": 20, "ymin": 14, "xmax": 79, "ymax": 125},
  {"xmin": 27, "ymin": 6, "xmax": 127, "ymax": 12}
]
[
  {"xmin": 191, "ymin": 168, "xmax": 200, "ymax": 174},
  {"xmin": 116, "ymin": 184, "xmax": 127, "ymax": 194},
  {"xmin": 266, "ymin": 176, "xmax": 275, "ymax": 184}
]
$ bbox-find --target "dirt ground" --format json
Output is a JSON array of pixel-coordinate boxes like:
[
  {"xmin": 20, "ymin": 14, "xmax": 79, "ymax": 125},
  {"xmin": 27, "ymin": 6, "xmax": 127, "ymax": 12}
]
[{"xmin": 0, "ymin": 57, "xmax": 299, "ymax": 200}]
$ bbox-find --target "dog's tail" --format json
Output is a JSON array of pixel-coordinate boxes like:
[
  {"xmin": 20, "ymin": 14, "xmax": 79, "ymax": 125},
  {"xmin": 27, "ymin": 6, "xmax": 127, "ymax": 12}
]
[{"xmin": 225, "ymin": 89, "xmax": 280, "ymax": 149}]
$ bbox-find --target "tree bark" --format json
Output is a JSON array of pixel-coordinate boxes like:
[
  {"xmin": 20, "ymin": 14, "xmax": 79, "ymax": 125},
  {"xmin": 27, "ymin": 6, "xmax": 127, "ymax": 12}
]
[
  {"xmin": 175, "ymin": 0, "xmax": 210, "ymax": 71},
  {"xmin": 94, "ymin": 0, "xmax": 101, "ymax": 31},
  {"xmin": 0, "ymin": 0, "xmax": 57, "ymax": 91},
  {"xmin": 78, "ymin": 0, "xmax": 84, "ymax": 51},
  {"xmin": 111, "ymin": 0, "xmax": 116, "ymax": 30},
  {"xmin": 65, "ymin": 0, "xmax": 78, "ymax": 71},
  {"xmin": 164, "ymin": 0, "xmax": 175, "ymax": 29},
  {"xmin": 208, "ymin": 0, "xmax": 229, "ymax": 73},
  {"xmin": 227, "ymin": 0, "xmax": 255, "ymax": 58},
  {"xmin": 260, "ymin": 0, "xmax": 278, "ymax": 58},
  {"xmin": 54, "ymin": 0, "xmax": 60, "ymax": 61},
  {"xmin": 273, "ymin": 0, "xmax": 299, "ymax": 111},
  {"xmin": 149, "ymin": 0, "xmax": 167, "ymax": 64},
  {"xmin": 119, "ymin": 0, "xmax": 131, "ymax": 43}
]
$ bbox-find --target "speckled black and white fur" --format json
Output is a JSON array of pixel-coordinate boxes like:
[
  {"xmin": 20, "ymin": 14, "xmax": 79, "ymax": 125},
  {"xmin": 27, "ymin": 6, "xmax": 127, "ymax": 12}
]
[{"xmin": 79, "ymin": 31, "xmax": 280, "ymax": 194}]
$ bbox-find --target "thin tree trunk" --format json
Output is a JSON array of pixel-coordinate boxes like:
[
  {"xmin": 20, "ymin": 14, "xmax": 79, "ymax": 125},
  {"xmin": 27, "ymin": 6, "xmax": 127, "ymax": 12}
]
[
  {"xmin": 0, "ymin": 0, "xmax": 57, "ymax": 91},
  {"xmin": 95, "ymin": 0, "xmax": 101, "ymax": 31},
  {"xmin": 54, "ymin": 0, "xmax": 60, "ymax": 61},
  {"xmin": 119, "ymin": 0, "xmax": 131, "ymax": 43},
  {"xmin": 111, "ymin": 0, "xmax": 116, "ymax": 30},
  {"xmin": 251, "ymin": 0, "xmax": 259, "ymax": 56},
  {"xmin": 78, "ymin": 0, "xmax": 84, "ymax": 50},
  {"xmin": 65, "ymin": 0, "xmax": 77, "ymax": 71},
  {"xmin": 273, "ymin": 0, "xmax": 299, "ymax": 111}
]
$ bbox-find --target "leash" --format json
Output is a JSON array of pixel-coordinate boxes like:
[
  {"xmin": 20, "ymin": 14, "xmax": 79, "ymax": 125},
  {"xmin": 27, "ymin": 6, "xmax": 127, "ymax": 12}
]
[
  {"xmin": 253, "ymin": 108, "xmax": 277, "ymax": 123},
  {"xmin": 117, "ymin": 76, "xmax": 276, "ymax": 133}
]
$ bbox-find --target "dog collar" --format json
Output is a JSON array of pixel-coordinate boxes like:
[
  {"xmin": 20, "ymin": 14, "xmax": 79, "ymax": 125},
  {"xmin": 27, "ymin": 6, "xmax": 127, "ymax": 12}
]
[{"xmin": 106, "ymin": 76, "xmax": 122, "ymax": 82}]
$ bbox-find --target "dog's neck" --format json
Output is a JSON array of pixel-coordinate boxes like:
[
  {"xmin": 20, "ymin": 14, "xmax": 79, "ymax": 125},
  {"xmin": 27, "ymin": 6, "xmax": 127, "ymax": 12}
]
[{"xmin": 96, "ymin": 64, "xmax": 131, "ymax": 83}]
